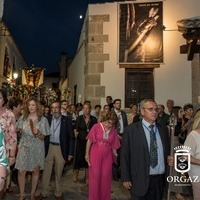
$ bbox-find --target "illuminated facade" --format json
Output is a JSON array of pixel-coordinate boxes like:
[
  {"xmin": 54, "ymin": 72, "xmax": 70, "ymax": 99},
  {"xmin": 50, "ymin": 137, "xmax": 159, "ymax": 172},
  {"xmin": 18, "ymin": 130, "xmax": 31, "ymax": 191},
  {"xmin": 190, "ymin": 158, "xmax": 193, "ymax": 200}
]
[{"xmin": 68, "ymin": 0, "xmax": 200, "ymax": 108}]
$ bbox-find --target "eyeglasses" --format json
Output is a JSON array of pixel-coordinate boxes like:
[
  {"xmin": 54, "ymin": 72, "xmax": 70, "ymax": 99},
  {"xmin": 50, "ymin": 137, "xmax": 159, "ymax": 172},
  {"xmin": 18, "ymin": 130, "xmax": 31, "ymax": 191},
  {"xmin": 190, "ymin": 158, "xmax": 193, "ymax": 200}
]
[{"xmin": 143, "ymin": 107, "xmax": 159, "ymax": 112}]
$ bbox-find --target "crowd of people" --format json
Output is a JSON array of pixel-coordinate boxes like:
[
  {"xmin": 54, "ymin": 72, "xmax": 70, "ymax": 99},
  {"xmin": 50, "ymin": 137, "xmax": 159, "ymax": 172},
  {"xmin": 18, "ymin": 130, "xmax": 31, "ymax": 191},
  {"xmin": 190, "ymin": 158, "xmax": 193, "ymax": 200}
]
[{"xmin": 0, "ymin": 89, "xmax": 200, "ymax": 200}]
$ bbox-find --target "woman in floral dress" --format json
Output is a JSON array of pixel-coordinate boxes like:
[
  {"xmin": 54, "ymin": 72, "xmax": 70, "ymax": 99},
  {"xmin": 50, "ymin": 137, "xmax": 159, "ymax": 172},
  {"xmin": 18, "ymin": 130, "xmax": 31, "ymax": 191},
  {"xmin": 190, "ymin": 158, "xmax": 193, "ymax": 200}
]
[
  {"xmin": 7, "ymin": 96, "xmax": 23, "ymax": 192},
  {"xmin": 15, "ymin": 97, "xmax": 49, "ymax": 200},
  {"xmin": 0, "ymin": 89, "xmax": 17, "ymax": 198},
  {"xmin": 0, "ymin": 89, "xmax": 17, "ymax": 165},
  {"xmin": 0, "ymin": 124, "xmax": 8, "ymax": 191}
]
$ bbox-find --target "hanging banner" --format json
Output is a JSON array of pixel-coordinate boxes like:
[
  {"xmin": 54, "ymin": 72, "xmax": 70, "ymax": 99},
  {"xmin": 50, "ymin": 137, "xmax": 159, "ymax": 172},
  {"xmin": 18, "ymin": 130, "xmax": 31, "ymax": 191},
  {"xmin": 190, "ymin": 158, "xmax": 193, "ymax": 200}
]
[
  {"xmin": 22, "ymin": 68, "xmax": 44, "ymax": 87},
  {"xmin": 3, "ymin": 47, "xmax": 11, "ymax": 78},
  {"xmin": 119, "ymin": 1, "xmax": 163, "ymax": 63}
]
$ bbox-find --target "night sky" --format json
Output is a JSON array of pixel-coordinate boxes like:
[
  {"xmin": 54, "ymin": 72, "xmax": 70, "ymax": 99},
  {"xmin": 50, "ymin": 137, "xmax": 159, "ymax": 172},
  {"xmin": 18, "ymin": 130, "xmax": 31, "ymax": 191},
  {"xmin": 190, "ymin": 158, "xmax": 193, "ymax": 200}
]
[{"xmin": 3, "ymin": 0, "xmax": 113, "ymax": 73}]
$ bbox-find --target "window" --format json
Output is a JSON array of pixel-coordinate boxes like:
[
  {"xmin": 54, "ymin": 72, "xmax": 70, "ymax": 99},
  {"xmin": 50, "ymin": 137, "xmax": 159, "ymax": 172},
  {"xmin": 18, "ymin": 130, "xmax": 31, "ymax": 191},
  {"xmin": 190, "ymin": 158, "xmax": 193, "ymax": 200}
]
[{"xmin": 125, "ymin": 68, "xmax": 154, "ymax": 107}]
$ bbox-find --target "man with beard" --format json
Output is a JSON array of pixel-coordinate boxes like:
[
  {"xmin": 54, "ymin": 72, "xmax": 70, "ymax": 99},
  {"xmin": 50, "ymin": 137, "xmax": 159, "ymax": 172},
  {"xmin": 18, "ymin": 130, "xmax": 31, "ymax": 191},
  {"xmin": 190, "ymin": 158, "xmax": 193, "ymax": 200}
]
[{"xmin": 37, "ymin": 100, "xmax": 74, "ymax": 200}]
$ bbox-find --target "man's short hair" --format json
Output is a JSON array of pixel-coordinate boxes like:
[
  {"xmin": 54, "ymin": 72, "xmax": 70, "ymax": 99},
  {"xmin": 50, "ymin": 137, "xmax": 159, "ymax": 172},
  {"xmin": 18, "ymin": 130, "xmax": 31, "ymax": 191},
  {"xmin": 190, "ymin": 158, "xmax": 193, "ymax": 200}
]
[
  {"xmin": 113, "ymin": 99, "xmax": 121, "ymax": 104},
  {"xmin": 106, "ymin": 96, "xmax": 112, "ymax": 100},
  {"xmin": 158, "ymin": 104, "xmax": 165, "ymax": 110},
  {"xmin": 95, "ymin": 105, "xmax": 101, "ymax": 109},
  {"xmin": 60, "ymin": 100, "xmax": 68, "ymax": 104},
  {"xmin": 183, "ymin": 103, "xmax": 193, "ymax": 111}
]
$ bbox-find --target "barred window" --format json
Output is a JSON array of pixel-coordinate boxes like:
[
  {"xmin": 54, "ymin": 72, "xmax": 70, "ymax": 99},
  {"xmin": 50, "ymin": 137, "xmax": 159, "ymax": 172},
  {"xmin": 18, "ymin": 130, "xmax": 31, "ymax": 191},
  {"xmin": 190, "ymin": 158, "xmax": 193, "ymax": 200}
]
[{"xmin": 125, "ymin": 68, "xmax": 154, "ymax": 107}]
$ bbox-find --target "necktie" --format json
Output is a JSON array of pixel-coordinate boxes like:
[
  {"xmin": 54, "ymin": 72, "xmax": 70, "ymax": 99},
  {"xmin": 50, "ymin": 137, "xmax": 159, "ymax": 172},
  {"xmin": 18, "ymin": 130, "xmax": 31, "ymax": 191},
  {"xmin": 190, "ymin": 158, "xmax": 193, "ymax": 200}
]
[{"xmin": 149, "ymin": 125, "xmax": 158, "ymax": 168}]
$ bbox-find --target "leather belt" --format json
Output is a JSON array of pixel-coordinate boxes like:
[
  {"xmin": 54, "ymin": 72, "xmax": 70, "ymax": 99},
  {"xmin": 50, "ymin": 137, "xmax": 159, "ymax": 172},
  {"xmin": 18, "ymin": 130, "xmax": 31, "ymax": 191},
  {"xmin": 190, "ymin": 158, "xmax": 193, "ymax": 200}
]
[
  {"xmin": 149, "ymin": 174, "xmax": 163, "ymax": 178},
  {"xmin": 50, "ymin": 142, "xmax": 60, "ymax": 146}
]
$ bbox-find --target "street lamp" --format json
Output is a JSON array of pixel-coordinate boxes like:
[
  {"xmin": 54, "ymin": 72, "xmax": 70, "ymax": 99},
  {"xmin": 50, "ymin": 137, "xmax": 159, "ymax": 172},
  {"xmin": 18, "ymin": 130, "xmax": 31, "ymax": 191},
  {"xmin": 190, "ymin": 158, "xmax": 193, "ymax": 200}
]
[{"xmin": 13, "ymin": 72, "xmax": 18, "ymax": 79}]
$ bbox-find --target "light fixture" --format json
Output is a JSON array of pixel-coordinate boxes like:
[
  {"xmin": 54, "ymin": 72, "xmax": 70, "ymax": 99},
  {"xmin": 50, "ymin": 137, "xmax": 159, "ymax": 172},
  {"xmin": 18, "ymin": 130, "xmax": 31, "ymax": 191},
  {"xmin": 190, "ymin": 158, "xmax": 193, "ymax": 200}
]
[{"xmin": 13, "ymin": 72, "xmax": 18, "ymax": 79}]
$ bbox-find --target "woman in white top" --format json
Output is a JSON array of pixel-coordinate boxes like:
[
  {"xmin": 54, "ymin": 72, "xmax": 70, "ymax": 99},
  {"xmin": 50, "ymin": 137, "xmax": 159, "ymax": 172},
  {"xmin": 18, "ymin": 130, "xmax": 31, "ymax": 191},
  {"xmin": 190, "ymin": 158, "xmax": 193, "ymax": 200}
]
[{"xmin": 184, "ymin": 115, "xmax": 200, "ymax": 200}]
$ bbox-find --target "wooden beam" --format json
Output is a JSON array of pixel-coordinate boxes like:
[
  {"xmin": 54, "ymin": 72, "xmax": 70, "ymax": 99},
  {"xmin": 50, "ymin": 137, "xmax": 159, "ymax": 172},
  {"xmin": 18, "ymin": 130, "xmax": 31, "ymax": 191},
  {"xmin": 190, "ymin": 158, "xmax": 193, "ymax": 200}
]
[
  {"xmin": 187, "ymin": 39, "xmax": 198, "ymax": 60},
  {"xmin": 119, "ymin": 63, "xmax": 160, "ymax": 68},
  {"xmin": 180, "ymin": 44, "xmax": 200, "ymax": 54}
]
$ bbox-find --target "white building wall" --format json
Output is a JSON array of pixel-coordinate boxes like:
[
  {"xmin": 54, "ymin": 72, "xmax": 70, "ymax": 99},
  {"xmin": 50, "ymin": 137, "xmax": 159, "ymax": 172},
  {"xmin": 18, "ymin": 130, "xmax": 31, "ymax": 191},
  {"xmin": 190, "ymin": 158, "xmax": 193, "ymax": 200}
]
[
  {"xmin": 155, "ymin": 0, "xmax": 200, "ymax": 107},
  {"xmin": 0, "ymin": 22, "xmax": 27, "ymax": 85},
  {"xmin": 44, "ymin": 77, "xmax": 59, "ymax": 89},
  {"xmin": 6, "ymin": 35, "xmax": 27, "ymax": 69},
  {"xmin": 88, "ymin": 1, "xmax": 199, "ymax": 108},
  {"xmin": 89, "ymin": 3, "xmax": 126, "ymax": 107},
  {"xmin": 69, "ymin": 0, "xmax": 200, "ymax": 108},
  {"xmin": 68, "ymin": 43, "xmax": 86, "ymax": 103}
]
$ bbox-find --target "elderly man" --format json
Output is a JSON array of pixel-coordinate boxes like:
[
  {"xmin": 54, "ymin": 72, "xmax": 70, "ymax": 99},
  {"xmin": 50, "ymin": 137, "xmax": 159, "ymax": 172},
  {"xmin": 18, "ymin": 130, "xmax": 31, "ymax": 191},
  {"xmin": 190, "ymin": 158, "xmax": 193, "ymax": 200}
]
[
  {"xmin": 37, "ymin": 100, "xmax": 74, "ymax": 200},
  {"xmin": 166, "ymin": 99, "xmax": 174, "ymax": 115},
  {"xmin": 121, "ymin": 99, "xmax": 171, "ymax": 200}
]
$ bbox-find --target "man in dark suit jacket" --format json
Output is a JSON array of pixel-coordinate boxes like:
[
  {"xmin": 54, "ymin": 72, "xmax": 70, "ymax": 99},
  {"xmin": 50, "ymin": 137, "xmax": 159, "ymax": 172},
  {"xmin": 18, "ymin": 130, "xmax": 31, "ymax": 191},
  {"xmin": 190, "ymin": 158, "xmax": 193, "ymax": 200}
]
[
  {"xmin": 112, "ymin": 99, "xmax": 128, "ymax": 180},
  {"xmin": 38, "ymin": 100, "xmax": 74, "ymax": 200},
  {"xmin": 121, "ymin": 99, "xmax": 170, "ymax": 200},
  {"xmin": 113, "ymin": 99, "xmax": 128, "ymax": 137}
]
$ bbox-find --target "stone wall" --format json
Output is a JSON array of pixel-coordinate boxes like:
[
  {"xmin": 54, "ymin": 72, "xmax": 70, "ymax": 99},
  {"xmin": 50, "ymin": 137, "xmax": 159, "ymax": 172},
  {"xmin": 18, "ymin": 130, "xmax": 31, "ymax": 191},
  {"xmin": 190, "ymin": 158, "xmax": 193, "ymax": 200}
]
[{"xmin": 84, "ymin": 14, "xmax": 109, "ymax": 107}]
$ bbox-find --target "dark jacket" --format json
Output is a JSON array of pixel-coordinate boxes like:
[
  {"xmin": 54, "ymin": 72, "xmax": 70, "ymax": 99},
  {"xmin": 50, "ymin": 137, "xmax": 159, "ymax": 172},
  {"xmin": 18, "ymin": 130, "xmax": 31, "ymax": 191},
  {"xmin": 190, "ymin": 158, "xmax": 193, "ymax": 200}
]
[
  {"xmin": 120, "ymin": 121, "xmax": 170, "ymax": 196},
  {"xmin": 157, "ymin": 112, "xmax": 170, "ymax": 126},
  {"xmin": 44, "ymin": 115, "xmax": 75, "ymax": 160},
  {"xmin": 113, "ymin": 110, "xmax": 128, "ymax": 134}
]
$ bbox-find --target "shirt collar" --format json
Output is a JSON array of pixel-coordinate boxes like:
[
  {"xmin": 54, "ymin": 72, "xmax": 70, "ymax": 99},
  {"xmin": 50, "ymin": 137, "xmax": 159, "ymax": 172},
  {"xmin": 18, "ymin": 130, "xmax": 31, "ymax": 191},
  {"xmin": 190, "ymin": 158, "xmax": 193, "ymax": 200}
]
[
  {"xmin": 114, "ymin": 109, "xmax": 121, "ymax": 115},
  {"xmin": 53, "ymin": 115, "xmax": 61, "ymax": 121},
  {"xmin": 142, "ymin": 118, "xmax": 156, "ymax": 128}
]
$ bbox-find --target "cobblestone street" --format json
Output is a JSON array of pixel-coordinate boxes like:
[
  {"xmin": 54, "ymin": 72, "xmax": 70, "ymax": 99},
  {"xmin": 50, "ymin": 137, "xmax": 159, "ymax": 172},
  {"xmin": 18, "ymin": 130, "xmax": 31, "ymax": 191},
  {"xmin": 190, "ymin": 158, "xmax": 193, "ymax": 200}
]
[
  {"xmin": 4, "ymin": 169, "xmax": 130, "ymax": 200},
  {"xmin": 4, "ymin": 169, "xmax": 193, "ymax": 200}
]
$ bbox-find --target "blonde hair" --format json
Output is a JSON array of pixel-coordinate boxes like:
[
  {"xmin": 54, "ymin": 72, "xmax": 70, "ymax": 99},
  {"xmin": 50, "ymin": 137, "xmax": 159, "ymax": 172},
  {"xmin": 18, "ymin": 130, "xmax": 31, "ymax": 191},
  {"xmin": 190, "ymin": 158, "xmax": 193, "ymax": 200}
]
[
  {"xmin": 101, "ymin": 112, "xmax": 118, "ymax": 126},
  {"xmin": 192, "ymin": 115, "xmax": 200, "ymax": 130},
  {"xmin": 22, "ymin": 97, "xmax": 43, "ymax": 121}
]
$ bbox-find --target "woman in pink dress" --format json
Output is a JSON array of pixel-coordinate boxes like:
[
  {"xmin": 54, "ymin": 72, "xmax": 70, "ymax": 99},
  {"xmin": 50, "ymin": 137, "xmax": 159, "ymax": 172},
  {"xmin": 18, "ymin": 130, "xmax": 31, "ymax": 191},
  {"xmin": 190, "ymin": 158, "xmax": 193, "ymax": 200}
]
[{"xmin": 85, "ymin": 112, "xmax": 120, "ymax": 200}]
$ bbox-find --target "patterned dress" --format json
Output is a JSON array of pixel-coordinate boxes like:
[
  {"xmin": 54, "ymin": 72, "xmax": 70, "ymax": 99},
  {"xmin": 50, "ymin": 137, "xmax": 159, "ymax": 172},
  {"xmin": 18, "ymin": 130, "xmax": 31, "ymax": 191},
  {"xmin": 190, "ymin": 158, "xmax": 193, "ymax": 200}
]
[
  {"xmin": 0, "ymin": 125, "xmax": 8, "ymax": 167},
  {"xmin": 86, "ymin": 123, "xmax": 121, "ymax": 200},
  {"xmin": 0, "ymin": 109, "xmax": 17, "ymax": 160},
  {"xmin": 15, "ymin": 116, "xmax": 50, "ymax": 171}
]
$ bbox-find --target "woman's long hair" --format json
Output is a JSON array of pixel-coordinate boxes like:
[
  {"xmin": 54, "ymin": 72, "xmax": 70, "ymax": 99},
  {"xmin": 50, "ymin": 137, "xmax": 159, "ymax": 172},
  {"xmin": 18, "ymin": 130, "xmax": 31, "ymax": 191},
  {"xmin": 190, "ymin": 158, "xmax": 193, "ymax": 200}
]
[
  {"xmin": 22, "ymin": 97, "xmax": 43, "ymax": 121},
  {"xmin": 0, "ymin": 89, "xmax": 8, "ymax": 106},
  {"xmin": 192, "ymin": 115, "xmax": 200, "ymax": 130}
]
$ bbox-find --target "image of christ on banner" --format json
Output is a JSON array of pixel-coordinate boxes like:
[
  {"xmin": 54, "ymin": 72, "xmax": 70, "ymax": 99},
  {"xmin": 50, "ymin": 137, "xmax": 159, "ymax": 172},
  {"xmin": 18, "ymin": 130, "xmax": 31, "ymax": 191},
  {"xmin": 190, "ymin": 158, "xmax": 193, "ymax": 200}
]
[{"xmin": 119, "ymin": 1, "xmax": 163, "ymax": 63}]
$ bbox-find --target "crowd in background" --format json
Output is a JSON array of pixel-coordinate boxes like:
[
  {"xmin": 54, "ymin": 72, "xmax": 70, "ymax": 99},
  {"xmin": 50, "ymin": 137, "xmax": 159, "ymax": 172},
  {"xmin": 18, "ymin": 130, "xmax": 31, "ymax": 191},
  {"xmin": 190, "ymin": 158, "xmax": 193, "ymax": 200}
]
[{"xmin": 0, "ymin": 88, "xmax": 200, "ymax": 200}]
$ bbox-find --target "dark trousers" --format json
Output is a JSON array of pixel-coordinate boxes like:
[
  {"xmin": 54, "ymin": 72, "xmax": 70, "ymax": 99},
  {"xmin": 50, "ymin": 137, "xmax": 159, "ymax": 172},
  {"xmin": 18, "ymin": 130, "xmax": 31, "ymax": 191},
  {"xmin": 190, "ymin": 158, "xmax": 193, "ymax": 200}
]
[
  {"xmin": 130, "ymin": 174, "xmax": 165, "ymax": 200},
  {"xmin": 112, "ymin": 134, "xmax": 123, "ymax": 180}
]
